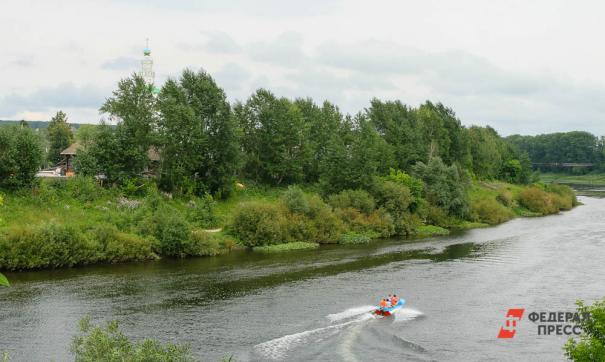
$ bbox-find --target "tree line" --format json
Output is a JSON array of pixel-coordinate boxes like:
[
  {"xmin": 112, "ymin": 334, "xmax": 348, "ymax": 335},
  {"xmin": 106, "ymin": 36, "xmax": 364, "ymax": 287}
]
[
  {"xmin": 2, "ymin": 69, "xmax": 533, "ymax": 195},
  {"xmin": 507, "ymin": 131, "xmax": 605, "ymax": 171}
]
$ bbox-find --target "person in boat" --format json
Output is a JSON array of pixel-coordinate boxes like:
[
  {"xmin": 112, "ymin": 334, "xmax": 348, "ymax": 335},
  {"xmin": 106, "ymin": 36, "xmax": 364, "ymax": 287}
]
[
  {"xmin": 391, "ymin": 294, "xmax": 398, "ymax": 306},
  {"xmin": 379, "ymin": 298, "xmax": 388, "ymax": 310},
  {"xmin": 387, "ymin": 294, "xmax": 392, "ymax": 306}
]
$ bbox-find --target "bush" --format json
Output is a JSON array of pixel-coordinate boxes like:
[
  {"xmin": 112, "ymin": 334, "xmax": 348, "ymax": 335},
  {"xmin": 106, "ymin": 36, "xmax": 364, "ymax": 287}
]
[
  {"xmin": 518, "ymin": 187, "xmax": 559, "ymax": 215},
  {"xmin": 0, "ymin": 223, "xmax": 99, "ymax": 270},
  {"xmin": 564, "ymin": 298, "xmax": 605, "ymax": 361},
  {"xmin": 186, "ymin": 194, "xmax": 216, "ymax": 227},
  {"xmin": 281, "ymin": 186, "xmax": 310, "ymax": 214},
  {"xmin": 547, "ymin": 183, "xmax": 578, "ymax": 208},
  {"xmin": 371, "ymin": 180, "xmax": 411, "ymax": 216},
  {"xmin": 328, "ymin": 189, "xmax": 376, "ymax": 215},
  {"xmin": 91, "ymin": 224, "xmax": 157, "ymax": 263},
  {"xmin": 71, "ymin": 317, "xmax": 195, "ymax": 362},
  {"xmin": 143, "ymin": 207, "xmax": 192, "ymax": 257},
  {"xmin": 496, "ymin": 190, "xmax": 514, "ymax": 207},
  {"xmin": 0, "ymin": 125, "xmax": 43, "ymax": 190},
  {"xmin": 66, "ymin": 176, "xmax": 102, "ymax": 202},
  {"xmin": 471, "ymin": 198, "xmax": 514, "ymax": 225},
  {"xmin": 230, "ymin": 202, "xmax": 286, "ymax": 247},
  {"xmin": 186, "ymin": 230, "xmax": 226, "ymax": 256}
]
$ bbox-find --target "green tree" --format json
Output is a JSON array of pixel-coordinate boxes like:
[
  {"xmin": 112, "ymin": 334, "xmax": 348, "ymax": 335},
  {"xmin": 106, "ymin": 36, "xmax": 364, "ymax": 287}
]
[
  {"xmin": 46, "ymin": 111, "xmax": 74, "ymax": 165},
  {"xmin": 236, "ymin": 89, "xmax": 307, "ymax": 185},
  {"xmin": 564, "ymin": 298, "xmax": 605, "ymax": 361},
  {"xmin": 0, "ymin": 126, "xmax": 43, "ymax": 189},
  {"xmin": 71, "ymin": 317, "xmax": 195, "ymax": 362},
  {"xmin": 413, "ymin": 157, "xmax": 470, "ymax": 218},
  {"xmin": 96, "ymin": 74, "xmax": 157, "ymax": 183},
  {"xmin": 75, "ymin": 124, "xmax": 100, "ymax": 148},
  {"xmin": 157, "ymin": 69, "xmax": 239, "ymax": 197}
]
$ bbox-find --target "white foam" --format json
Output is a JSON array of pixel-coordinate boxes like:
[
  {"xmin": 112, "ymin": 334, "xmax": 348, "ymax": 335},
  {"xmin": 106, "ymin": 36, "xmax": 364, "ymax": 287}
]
[
  {"xmin": 393, "ymin": 307, "xmax": 424, "ymax": 322},
  {"xmin": 254, "ymin": 314, "xmax": 372, "ymax": 360},
  {"xmin": 326, "ymin": 305, "xmax": 376, "ymax": 323}
]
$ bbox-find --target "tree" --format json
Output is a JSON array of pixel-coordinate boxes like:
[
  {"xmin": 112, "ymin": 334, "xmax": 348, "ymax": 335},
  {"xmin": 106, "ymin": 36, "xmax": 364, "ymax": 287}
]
[
  {"xmin": 0, "ymin": 126, "xmax": 43, "ymax": 189},
  {"xmin": 413, "ymin": 157, "xmax": 470, "ymax": 218},
  {"xmin": 564, "ymin": 298, "xmax": 605, "ymax": 361},
  {"xmin": 97, "ymin": 74, "xmax": 157, "ymax": 183},
  {"xmin": 46, "ymin": 111, "xmax": 74, "ymax": 165},
  {"xmin": 157, "ymin": 69, "xmax": 239, "ymax": 197},
  {"xmin": 236, "ymin": 89, "xmax": 307, "ymax": 185}
]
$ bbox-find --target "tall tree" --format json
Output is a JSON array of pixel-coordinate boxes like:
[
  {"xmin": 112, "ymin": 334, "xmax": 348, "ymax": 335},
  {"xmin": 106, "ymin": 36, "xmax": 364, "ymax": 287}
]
[
  {"xmin": 0, "ymin": 126, "xmax": 43, "ymax": 189},
  {"xmin": 96, "ymin": 74, "xmax": 157, "ymax": 183},
  {"xmin": 46, "ymin": 111, "xmax": 74, "ymax": 165},
  {"xmin": 236, "ymin": 89, "xmax": 307, "ymax": 185},
  {"xmin": 157, "ymin": 69, "xmax": 239, "ymax": 197}
]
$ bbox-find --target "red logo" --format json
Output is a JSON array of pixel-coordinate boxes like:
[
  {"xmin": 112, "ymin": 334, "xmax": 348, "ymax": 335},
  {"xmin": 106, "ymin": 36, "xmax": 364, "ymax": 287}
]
[{"xmin": 498, "ymin": 308, "xmax": 525, "ymax": 338}]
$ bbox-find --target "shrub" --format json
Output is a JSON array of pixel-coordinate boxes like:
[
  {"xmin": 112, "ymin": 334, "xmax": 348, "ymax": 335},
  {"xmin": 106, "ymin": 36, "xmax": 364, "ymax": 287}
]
[
  {"xmin": 71, "ymin": 317, "xmax": 195, "ymax": 362},
  {"xmin": 186, "ymin": 230, "xmax": 224, "ymax": 256},
  {"xmin": 91, "ymin": 224, "xmax": 157, "ymax": 263},
  {"xmin": 281, "ymin": 186, "xmax": 310, "ymax": 214},
  {"xmin": 547, "ymin": 183, "xmax": 578, "ymax": 208},
  {"xmin": 144, "ymin": 207, "xmax": 192, "ymax": 257},
  {"xmin": 382, "ymin": 169, "xmax": 424, "ymax": 198},
  {"xmin": 518, "ymin": 187, "xmax": 559, "ymax": 215},
  {"xmin": 371, "ymin": 180, "xmax": 411, "ymax": 216},
  {"xmin": 186, "ymin": 194, "xmax": 216, "ymax": 227},
  {"xmin": 230, "ymin": 202, "xmax": 286, "ymax": 247},
  {"xmin": 496, "ymin": 190, "xmax": 514, "ymax": 207},
  {"xmin": 564, "ymin": 298, "xmax": 605, "ymax": 361},
  {"xmin": 471, "ymin": 198, "xmax": 514, "ymax": 225},
  {"xmin": 65, "ymin": 176, "xmax": 101, "ymax": 202},
  {"xmin": 328, "ymin": 189, "xmax": 376, "ymax": 215},
  {"xmin": 307, "ymin": 201, "xmax": 344, "ymax": 243},
  {"xmin": 0, "ymin": 223, "xmax": 99, "ymax": 270}
]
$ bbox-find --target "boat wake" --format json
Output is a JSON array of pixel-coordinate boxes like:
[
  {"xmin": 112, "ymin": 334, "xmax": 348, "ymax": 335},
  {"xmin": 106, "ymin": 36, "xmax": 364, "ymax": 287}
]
[
  {"xmin": 326, "ymin": 305, "xmax": 376, "ymax": 322},
  {"xmin": 254, "ymin": 314, "xmax": 373, "ymax": 360},
  {"xmin": 394, "ymin": 307, "xmax": 424, "ymax": 322}
]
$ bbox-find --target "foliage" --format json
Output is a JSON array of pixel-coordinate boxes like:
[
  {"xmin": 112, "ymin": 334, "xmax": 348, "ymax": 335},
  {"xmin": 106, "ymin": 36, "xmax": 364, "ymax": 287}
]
[
  {"xmin": 46, "ymin": 110, "xmax": 74, "ymax": 165},
  {"xmin": 157, "ymin": 69, "xmax": 239, "ymax": 197},
  {"xmin": 471, "ymin": 198, "xmax": 514, "ymax": 225},
  {"xmin": 0, "ymin": 125, "xmax": 43, "ymax": 189},
  {"xmin": 144, "ymin": 206, "xmax": 192, "ymax": 257},
  {"xmin": 339, "ymin": 232, "xmax": 372, "ymax": 244},
  {"xmin": 281, "ymin": 186, "xmax": 310, "ymax": 214},
  {"xmin": 327, "ymin": 189, "xmax": 376, "ymax": 215},
  {"xmin": 0, "ymin": 223, "xmax": 99, "ymax": 270},
  {"xmin": 230, "ymin": 201, "xmax": 286, "ymax": 247},
  {"xmin": 517, "ymin": 187, "xmax": 559, "ymax": 215},
  {"xmin": 413, "ymin": 157, "xmax": 470, "ymax": 218},
  {"xmin": 0, "ymin": 272, "xmax": 8, "ymax": 287},
  {"xmin": 496, "ymin": 190, "xmax": 514, "ymax": 207},
  {"xmin": 564, "ymin": 298, "xmax": 605, "ymax": 361},
  {"xmin": 415, "ymin": 225, "xmax": 449, "ymax": 237},
  {"xmin": 253, "ymin": 241, "xmax": 319, "ymax": 253},
  {"xmin": 96, "ymin": 74, "xmax": 157, "ymax": 184},
  {"xmin": 382, "ymin": 169, "xmax": 424, "ymax": 198},
  {"xmin": 71, "ymin": 317, "xmax": 195, "ymax": 362}
]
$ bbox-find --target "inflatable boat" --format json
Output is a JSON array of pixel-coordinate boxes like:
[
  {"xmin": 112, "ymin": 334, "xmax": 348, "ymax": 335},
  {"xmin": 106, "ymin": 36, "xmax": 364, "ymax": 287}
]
[{"xmin": 374, "ymin": 299, "xmax": 405, "ymax": 316}]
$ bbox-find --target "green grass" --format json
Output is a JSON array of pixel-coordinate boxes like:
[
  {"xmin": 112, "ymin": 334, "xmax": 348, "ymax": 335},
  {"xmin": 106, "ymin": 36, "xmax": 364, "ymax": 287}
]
[
  {"xmin": 453, "ymin": 221, "xmax": 490, "ymax": 230},
  {"xmin": 339, "ymin": 232, "xmax": 375, "ymax": 244},
  {"xmin": 540, "ymin": 172, "xmax": 605, "ymax": 186},
  {"xmin": 252, "ymin": 241, "xmax": 319, "ymax": 253},
  {"xmin": 414, "ymin": 225, "xmax": 449, "ymax": 236}
]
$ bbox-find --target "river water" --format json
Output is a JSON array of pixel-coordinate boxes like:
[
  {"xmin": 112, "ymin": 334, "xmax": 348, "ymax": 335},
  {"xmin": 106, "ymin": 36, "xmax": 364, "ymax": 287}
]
[{"xmin": 1, "ymin": 192, "xmax": 605, "ymax": 361}]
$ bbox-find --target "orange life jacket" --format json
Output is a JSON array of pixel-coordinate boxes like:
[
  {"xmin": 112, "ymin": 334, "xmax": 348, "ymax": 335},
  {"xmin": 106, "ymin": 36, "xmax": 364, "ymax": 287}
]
[
  {"xmin": 379, "ymin": 299, "xmax": 387, "ymax": 307},
  {"xmin": 391, "ymin": 297, "xmax": 398, "ymax": 305}
]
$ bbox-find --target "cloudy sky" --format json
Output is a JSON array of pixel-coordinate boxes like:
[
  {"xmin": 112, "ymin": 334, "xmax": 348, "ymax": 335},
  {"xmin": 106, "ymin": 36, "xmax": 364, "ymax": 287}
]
[{"xmin": 2, "ymin": 0, "xmax": 605, "ymax": 135}]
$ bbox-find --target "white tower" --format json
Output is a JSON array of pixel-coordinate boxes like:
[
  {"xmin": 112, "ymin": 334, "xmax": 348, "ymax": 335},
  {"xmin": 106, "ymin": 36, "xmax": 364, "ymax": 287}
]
[{"xmin": 141, "ymin": 38, "xmax": 155, "ymax": 86}]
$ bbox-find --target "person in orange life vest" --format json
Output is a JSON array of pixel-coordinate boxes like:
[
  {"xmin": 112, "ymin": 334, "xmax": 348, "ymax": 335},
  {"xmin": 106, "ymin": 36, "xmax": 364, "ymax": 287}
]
[
  {"xmin": 379, "ymin": 298, "xmax": 388, "ymax": 310},
  {"xmin": 391, "ymin": 295, "xmax": 398, "ymax": 306}
]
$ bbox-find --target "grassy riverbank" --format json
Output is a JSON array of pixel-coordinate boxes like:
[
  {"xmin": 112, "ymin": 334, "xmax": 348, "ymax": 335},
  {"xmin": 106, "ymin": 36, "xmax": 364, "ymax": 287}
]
[
  {"xmin": 0, "ymin": 177, "xmax": 577, "ymax": 271},
  {"xmin": 540, "ymin": 172, "xmax": 605, "ymax": 186}
]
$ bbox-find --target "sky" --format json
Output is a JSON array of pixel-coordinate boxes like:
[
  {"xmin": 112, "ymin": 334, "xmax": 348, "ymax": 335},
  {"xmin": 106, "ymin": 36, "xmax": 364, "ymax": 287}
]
[{"xmin": 2, "ymin": 0, "xmax": 605, "ymax": 136}]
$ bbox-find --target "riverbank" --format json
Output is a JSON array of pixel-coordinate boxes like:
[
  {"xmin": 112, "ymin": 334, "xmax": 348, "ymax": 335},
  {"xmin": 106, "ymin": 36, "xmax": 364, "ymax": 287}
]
[
  {"xmin": 540, "ymin": 172, "xmax": 605, "ymax": 186},
  {"xmin": 0, "ymin": 177, "xmax": 577, "ymax": 271}
]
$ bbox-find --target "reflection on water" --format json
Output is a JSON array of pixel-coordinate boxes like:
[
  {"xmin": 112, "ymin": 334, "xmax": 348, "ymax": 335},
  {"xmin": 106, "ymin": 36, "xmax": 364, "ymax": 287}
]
[{"xmin": 1, "ymin": 191, "xmax": 605, "ymax": 361}]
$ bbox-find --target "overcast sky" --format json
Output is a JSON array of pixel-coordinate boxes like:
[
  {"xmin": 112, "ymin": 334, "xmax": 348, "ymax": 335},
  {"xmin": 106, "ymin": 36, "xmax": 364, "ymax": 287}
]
[{"xmin": 2, "ymin": 0, "xmax": 605, "ymax": 136}]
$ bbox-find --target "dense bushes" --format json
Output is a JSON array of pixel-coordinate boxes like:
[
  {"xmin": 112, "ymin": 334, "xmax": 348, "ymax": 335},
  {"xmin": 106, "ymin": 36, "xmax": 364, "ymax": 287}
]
[
  {"xmin": 518, "ymin": 187, "xmax": 559, "ymax": 214},
  {"xmin": 0, "ymin": 224, "xmax": 98, "ymax": 270},
  {"xmin": 471, "ymin": 198, "xmax": 514, "ymax": 225},
  {"xmin": 0, "ymin": 125, "xmax": 43, "ymax": 189},
  {"xmin": 230, "ymin": 202, "xmax": 287, "ymax": 247}
]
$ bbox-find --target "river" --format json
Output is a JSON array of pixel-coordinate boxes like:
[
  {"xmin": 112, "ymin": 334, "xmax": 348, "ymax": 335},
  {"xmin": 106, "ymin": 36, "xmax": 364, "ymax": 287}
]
[{"xmin": 1, "ymin": 191, "xmax": 604, "ymax": 361}]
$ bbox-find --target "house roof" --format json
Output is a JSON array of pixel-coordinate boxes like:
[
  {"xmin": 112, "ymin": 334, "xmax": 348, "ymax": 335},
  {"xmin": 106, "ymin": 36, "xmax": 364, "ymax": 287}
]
[
  {"xmin": 60, "ymin": 142, "xmax": 161, "ymax": 161},
  {"xmin": 60, "ymin": 143, "xmax": 81, "ymax": 155}
]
